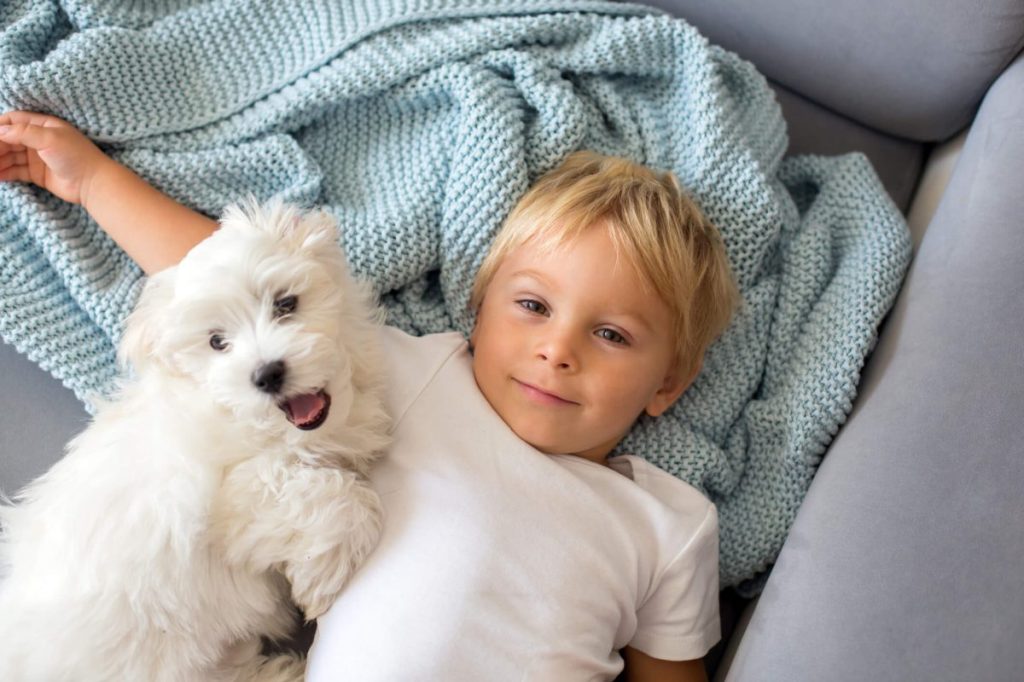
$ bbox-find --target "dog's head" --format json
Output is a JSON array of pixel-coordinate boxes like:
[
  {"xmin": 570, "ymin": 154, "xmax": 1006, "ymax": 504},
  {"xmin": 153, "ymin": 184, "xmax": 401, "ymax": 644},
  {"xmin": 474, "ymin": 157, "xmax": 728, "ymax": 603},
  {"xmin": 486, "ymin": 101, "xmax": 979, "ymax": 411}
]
[{"xmin": 118, "ymin": 198, "xmax": 382, "ymax": 439}]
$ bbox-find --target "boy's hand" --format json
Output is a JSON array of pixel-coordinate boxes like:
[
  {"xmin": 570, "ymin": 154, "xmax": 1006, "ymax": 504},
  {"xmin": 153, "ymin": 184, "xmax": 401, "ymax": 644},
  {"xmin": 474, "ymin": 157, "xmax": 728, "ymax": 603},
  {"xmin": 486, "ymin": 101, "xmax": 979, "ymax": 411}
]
[
  {"xmin": 0, "ymin": 111, "xmax": 114, "ymax": 207},
  {"xmin": 0, "ymin": 109, "xmax": 218, "ymax": 275}
]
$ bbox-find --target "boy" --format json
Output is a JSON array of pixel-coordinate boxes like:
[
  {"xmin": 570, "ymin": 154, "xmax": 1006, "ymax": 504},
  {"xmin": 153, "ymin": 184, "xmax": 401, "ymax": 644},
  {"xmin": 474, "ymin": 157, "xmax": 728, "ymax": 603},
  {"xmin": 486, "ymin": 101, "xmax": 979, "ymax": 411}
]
[{"xmin": 0, "ymin": 111, "xmax": 738, "ymax": 681}]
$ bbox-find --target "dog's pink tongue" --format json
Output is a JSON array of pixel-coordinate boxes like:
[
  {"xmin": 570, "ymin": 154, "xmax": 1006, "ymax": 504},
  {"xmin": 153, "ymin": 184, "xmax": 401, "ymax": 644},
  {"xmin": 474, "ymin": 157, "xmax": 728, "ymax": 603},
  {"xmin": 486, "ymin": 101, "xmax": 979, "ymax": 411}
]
[{"xmin": 286, "ymin": 392, "xmax": 326, "ymax": 426}]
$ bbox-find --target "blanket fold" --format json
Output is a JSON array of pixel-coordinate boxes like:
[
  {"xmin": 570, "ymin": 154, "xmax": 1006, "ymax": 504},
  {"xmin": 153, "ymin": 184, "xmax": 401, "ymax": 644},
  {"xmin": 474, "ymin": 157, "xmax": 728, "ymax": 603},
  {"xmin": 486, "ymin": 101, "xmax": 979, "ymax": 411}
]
[{"xmin": 0, "ymin": 0, "xmax": 911, "ymax": 588}]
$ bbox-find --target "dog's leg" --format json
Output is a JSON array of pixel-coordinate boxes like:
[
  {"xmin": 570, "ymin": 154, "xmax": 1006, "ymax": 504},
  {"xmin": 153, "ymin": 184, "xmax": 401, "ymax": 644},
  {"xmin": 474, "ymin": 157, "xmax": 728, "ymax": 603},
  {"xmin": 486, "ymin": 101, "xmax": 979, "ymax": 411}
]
[
  {"xmin": 214, "ymin": 459, "xmax": 383, "ymax": 619},
  {"xmin": 252, "ymin": 654, "xmax": 306, "ymax": 682}
]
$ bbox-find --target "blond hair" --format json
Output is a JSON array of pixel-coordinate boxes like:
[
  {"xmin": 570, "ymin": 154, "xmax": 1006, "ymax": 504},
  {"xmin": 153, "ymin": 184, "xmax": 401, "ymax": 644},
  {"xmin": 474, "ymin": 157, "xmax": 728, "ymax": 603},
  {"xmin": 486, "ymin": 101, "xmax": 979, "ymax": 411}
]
[{"xmin": 469, "ymin": 151, "xmax": 739, "ymax": 382}]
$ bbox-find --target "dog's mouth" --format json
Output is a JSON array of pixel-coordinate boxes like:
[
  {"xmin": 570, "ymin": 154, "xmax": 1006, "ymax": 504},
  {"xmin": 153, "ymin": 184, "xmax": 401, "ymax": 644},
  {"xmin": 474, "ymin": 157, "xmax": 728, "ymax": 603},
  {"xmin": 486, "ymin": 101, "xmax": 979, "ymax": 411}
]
[{"xmin": 278, "ymin": 390, "xmax": 331, "ymax": 430}]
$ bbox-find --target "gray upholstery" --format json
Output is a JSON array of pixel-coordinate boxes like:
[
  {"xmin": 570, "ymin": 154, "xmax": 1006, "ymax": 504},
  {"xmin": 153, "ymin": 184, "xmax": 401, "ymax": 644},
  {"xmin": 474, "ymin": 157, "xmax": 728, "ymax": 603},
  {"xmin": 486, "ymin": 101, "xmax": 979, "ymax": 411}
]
[
  {"xmin": 771, "ymin": 83, "xmax": 924, "ymax": 211},
  {"xmin": 643, "ymin": 0, "xmax": 1024, "ymax": 141},
  {"xmin": 0, "ymin": 341, "xmax": 89, "ymax": 497},
  {"xmin": 723, "ymin": 52, "xmax": 1024, "ymax": 682}
]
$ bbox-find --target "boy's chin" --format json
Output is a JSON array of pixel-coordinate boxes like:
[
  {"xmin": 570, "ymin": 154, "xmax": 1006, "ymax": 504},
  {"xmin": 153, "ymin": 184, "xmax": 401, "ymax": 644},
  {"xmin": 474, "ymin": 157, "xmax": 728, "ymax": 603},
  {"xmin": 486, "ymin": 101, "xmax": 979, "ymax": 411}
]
[
  {"xmin": 519, "ymin": 430, "xmax": 602, "ymax": 461},
  {"xmin": 510, "ymin": 423, "xmax": 565, "ymax": 456}
]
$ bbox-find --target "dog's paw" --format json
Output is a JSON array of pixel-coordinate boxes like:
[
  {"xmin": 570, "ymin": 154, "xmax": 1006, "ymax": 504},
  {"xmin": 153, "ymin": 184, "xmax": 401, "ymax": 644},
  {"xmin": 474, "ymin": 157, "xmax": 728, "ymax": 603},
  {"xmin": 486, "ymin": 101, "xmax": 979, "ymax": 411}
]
[
  {"xmin": 286, "ymin": 525, "xmax": 380, "ymax": 618},
  {"xmin": 284, "ymin": 477, "xmax": 383, "ymax": 619}
]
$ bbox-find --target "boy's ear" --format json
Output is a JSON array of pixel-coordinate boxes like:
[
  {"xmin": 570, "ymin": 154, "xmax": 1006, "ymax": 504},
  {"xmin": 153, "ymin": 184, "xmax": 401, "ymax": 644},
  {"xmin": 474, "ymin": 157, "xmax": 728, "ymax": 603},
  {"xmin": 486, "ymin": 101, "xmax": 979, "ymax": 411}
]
[
  {"xmin": 644, "ymin": 359, "xmax": 702, "ymax": 418},
  {"xmin": 117, "ymin": 269, "xmax": 175, "ymax": 374},
  {"xmin": 468, "ymin": 298, "xmax": 485, "ymax": 351}
]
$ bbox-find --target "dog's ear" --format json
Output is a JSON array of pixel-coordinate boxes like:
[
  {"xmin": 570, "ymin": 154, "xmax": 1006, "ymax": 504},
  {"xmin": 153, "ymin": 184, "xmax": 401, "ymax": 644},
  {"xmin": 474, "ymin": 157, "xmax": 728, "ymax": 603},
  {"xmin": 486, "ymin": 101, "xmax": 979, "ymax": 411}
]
[
  {"xmin": 257, "ymin": 197, "xmax": 341, "ymax": 252},
  {"xmin": 220, "ymin": 197, "xmax": 341, "ymax": 252},
  {"xmin": 293, "ymin": 207, "xmax": 341, "ymax": 253},
  {"xmin": 219, "ymin": 196, "xmax": 266, "ymax": 236},
  {"xmin": 117, "ymin": 268, "xmax": 175, "ymax": 375}
]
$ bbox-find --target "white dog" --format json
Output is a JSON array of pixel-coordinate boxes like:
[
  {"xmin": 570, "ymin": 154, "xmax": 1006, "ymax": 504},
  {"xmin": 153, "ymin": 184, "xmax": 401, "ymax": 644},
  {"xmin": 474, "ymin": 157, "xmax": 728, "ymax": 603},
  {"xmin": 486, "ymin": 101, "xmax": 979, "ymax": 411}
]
[{"xmin": 0, "ymin": 200, "xmax": 390, "ymax": 681}]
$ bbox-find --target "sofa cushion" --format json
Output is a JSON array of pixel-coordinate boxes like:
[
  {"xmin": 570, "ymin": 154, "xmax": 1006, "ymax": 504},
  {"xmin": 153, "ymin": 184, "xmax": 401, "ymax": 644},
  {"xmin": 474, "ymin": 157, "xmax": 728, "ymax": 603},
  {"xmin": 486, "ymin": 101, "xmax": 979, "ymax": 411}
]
[
  {"xmin": 642, "ymin": 0, "xmax": 1024, "ymax": 141},
  {"xmin": 771, "ymin": 83, "xmax": 924, "ymax": 211}
]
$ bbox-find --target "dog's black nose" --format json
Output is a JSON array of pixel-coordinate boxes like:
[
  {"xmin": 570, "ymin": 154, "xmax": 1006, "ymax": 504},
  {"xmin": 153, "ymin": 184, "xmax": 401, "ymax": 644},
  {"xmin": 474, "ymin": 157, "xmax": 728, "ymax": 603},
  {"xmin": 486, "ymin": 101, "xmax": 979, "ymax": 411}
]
[{"xmin": 252, "ymin": 360, "xmax": 286, "ymax": 395}]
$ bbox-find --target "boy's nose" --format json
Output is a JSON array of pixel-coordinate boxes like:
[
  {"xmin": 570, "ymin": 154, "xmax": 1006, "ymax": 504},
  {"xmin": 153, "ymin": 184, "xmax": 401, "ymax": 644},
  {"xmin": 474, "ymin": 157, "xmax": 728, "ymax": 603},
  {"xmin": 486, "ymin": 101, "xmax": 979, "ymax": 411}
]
[{"xmin": 535, "ymin": 331, "xmax": 578, "ymax": 371}]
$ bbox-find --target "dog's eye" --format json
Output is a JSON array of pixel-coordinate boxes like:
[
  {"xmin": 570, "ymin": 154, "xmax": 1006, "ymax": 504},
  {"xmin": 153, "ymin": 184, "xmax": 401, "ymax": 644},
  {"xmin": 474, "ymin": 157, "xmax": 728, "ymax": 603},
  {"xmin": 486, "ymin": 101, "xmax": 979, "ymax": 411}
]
[
  {"xmin": 273, "ymin": 295, "xmax": 298, "ymax": 318},
  {"xmin": 209, "ymin": 333, "xmax": 229, "ymax": 351}
]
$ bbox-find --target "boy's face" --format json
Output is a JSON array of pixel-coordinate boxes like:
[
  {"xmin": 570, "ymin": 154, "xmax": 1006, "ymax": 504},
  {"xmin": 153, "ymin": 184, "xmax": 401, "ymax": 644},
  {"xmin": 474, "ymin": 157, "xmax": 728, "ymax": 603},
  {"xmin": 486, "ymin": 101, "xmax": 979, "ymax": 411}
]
[{"xmin": 470, "ymin": 223, "xmax": 692, "ymax": 465}]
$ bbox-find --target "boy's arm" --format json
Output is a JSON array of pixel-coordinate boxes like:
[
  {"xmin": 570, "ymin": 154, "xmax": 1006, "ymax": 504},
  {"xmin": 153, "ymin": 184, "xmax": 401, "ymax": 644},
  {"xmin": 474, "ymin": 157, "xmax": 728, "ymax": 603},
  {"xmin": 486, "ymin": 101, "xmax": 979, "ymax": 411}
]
[
  {"xmin": 0, "ymin": 111, "xmax": 216, "ymax": 275},
  {"xmin": 622, "ymin": 647, "xmax": 708, "ymax": 682},
  {"xmin": 83, "ymin": 159, "xmax": 217, "ymax": 274}
]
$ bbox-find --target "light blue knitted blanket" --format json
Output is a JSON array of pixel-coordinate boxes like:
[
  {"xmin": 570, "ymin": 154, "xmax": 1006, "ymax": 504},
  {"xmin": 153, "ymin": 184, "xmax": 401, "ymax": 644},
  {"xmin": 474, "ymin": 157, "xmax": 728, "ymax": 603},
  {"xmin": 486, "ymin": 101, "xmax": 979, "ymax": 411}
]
[{"xmin": 0, "ymin": 0, "xmax": 911, "ymax": 588}]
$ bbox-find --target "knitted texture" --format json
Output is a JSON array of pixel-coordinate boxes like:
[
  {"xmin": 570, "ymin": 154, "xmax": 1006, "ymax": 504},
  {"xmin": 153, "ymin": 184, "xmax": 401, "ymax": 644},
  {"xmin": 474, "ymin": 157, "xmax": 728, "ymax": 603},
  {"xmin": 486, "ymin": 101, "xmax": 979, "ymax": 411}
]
[{"xmin": 0, "ymin": 0, "xmax": 911, "ymax": 588}]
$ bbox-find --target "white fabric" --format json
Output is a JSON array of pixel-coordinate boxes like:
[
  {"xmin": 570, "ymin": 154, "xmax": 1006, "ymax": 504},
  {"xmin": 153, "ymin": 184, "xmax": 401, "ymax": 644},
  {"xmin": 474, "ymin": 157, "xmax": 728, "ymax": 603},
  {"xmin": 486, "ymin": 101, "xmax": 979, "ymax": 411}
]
[{"xmin": 307, "ymin": 326, "xmax": 721, "ymax": 681}]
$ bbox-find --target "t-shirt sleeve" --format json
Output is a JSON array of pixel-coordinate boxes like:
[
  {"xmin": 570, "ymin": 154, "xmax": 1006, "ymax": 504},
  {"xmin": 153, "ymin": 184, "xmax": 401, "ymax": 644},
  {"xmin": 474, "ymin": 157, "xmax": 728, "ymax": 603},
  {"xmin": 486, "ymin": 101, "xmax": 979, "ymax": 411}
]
[
  {"xmin": 629, "ymin": 503, "xmax": 721, "ymax": 661},
  {"xmin": 379, "ymin": 326, "xmax": 465, "ymax": 432}
]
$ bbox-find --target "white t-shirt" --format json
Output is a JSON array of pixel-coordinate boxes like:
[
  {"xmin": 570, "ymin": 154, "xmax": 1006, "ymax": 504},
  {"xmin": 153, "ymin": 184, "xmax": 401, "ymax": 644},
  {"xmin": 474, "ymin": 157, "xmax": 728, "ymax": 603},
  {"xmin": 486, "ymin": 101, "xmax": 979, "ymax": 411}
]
[{"xmin": 306, "ymin": 326, "xmax": 720, "ymax": 681}]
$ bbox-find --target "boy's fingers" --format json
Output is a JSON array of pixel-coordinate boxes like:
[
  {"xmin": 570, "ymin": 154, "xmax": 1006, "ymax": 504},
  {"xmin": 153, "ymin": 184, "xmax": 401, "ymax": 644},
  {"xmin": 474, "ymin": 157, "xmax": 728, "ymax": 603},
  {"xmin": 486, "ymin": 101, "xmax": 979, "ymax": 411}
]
[
  {"xmin": 0, "ymin": 110, "xmax": 68, "ymax": 129},
  {"xmin": 0, "ymin": 122, "xmax": 60, "ymax": 152},
  {"xmin": 0, "ymin": 165, "xmax": 31, "ymax": 184},
  {"xmin": 0, "ymin": 151, "xmax": 28, "ymax": 170}
]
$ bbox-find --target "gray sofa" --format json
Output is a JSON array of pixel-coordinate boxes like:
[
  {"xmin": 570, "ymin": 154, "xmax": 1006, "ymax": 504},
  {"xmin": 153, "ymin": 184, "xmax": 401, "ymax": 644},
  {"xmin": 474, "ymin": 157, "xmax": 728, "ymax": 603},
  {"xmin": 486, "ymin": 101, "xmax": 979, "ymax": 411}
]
[{"xmin": 2, "ymin": 1, "xmax": 1023, "ymax": 680}]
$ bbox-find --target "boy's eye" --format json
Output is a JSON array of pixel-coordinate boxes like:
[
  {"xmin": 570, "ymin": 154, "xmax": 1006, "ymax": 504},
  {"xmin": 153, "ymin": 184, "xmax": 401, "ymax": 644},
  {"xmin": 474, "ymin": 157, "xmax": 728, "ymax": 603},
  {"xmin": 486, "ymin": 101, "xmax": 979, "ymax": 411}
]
[
  {"xmin": 517, "ymin": 299, "xmax": 547, "ymax": 315},
  {"xmin": 209, "ymin": 333, "xmax": 229, "ymax": 351},
  {"xmin": 596, "ymin": 328, "xmax": 627, "ymax": 345},
  {"xmin": 273, "ymin": 294, "xmax": 298, "ymax": 318}
]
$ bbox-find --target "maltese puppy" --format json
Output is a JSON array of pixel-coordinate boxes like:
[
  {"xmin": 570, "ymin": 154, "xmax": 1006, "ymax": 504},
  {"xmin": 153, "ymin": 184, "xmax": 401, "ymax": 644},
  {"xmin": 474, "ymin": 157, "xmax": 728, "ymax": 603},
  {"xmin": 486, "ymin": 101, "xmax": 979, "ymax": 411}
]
[{"xmin": 0, "ymin": 200, "xmax": 390, "ymax": 681}]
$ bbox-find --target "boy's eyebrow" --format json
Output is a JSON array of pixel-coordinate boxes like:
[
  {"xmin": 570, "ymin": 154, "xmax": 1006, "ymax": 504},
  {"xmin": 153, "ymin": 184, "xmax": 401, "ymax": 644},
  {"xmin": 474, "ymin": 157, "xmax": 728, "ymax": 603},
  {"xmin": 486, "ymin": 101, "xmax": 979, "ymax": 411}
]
[{"xmin": 509, "ymin": 268, "xmax": 553, "ymax": 286}]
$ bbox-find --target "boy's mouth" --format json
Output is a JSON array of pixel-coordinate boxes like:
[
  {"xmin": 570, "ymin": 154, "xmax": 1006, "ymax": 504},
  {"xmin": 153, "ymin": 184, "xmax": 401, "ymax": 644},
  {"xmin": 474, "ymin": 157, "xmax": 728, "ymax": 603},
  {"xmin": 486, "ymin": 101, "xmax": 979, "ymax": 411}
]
[
  {"xmin": 514, "ymin": 379, "xmax": 578, "ymax": 406},
  {"xmin": 278, "ymin": 390, "xmax": 331, "ymax": 430}
]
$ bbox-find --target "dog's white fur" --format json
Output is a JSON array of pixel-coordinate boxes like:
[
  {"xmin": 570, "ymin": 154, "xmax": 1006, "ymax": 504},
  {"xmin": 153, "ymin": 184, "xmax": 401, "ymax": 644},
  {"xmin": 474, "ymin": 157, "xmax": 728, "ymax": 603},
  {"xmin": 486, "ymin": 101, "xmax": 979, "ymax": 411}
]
[{"xmin": 0, "ymin": 200, "xmax": 390, "ymax": 681}]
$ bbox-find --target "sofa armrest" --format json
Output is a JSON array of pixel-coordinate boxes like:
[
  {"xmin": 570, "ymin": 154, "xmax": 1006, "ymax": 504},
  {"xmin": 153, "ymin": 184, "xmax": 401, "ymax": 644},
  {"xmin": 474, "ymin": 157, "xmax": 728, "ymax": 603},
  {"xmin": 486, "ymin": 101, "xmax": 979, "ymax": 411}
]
[{"xmin": 724, "ymin": 52, "xmax": 1024, "ymax": 682}]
